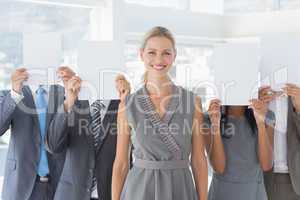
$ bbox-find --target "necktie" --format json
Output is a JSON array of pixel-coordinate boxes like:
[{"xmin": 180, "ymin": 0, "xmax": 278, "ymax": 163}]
[
  {"xmin": 35, "ymin": 86, "xmax": 49, "ymax": 176},
  {"xmin": 90, "ymin": 100, "xmax": 106, "ymax": 150},
  {"xmin": 89, "ymin": 100, "xmax": 106, "ymax": 196}
]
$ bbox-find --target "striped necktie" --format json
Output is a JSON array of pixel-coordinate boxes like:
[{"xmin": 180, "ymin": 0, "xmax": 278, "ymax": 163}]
[
  {"xmin": 89, "ymin": 100, "xmax": 105, "ymax": 197},
  {"xmin": 90, "ymin": 100, "xmax": 105, "ymax": 149}
]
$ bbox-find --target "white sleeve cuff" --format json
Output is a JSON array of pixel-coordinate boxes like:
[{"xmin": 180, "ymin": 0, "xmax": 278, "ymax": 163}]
[{"xmin": 10, "ymin": 89, "xmax": 24, "ymax": 104}]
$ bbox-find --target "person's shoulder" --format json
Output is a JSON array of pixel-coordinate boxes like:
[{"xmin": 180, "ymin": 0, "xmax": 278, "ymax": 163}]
[
  {"xmin": 51, "ymin": 84, "xmax": 64, "ymax": 93},
  {"xmin": 177, "ymin": 86, "xmax": 200, "ymax": 101},
  {"xmin": 126, "ymin": 86, "xmax": 144, "ymax": 102},
  {"xmin": 125, "ymin": 89, "xmax": 140, "ymax": 106},
  {"xmin": 0, "ymin": 89, "xmax": 10, "ymax": 95}
]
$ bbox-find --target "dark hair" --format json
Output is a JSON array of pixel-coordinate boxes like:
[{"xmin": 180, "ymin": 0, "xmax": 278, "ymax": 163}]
[{"xmin": 220, "ymin": 106, "xmax": 257, "ymax": 138}]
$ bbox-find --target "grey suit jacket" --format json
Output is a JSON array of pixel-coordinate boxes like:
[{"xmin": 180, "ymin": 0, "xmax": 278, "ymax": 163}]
[
  {"xmin": 264, "ymin": 97, "xmax": 300, "ymax": 196},
  {"xmin": 0, "ymin": 85, "xmax": 66, "ymax": 200},
  {"xmin": 46, "ymin": 99, "xmax": 120, "ymax": 200}
]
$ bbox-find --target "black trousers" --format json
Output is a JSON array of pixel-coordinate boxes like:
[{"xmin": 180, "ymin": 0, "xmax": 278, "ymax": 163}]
[{"xmin": 29, "ymin": 178, "xmax": 53, "ymax": 200}]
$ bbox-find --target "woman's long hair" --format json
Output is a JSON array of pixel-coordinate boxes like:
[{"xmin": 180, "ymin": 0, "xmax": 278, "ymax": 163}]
[{"xmin": 220, "ymin": 106, "xmax": 257, "ymax": 138}]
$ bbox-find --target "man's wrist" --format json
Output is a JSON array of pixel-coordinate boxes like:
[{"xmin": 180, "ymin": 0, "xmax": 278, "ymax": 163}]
[{"xmin": 10, "ymin": 87, "xmax": 24, "ymax": 104}]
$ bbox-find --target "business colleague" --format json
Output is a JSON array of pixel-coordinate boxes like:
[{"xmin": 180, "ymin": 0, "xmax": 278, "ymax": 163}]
[
  {"xmin": 204, "ymin": 98, "xmax": 275, "ymax": 200},
  {"xmin": 261, "ymin": 84, "xmax": 300, "ymax": 200},
  {"xmin": 0, "ymin": 66, "xmax": 74, "ymax": 200},
  {"xmin": 46, "ymin": 74, "xmax": 131, "ymax": 200}
]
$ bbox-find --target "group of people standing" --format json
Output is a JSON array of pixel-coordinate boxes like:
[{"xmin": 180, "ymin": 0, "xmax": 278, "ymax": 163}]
[{"xmin": 0, "ymin": 26, "xmax": 300, "ymax": 200}]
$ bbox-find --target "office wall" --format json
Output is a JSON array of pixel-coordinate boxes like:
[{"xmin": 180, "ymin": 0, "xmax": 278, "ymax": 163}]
[
  {"xmin": 224, "ymin": 10, "xmax": 300, "ymax": 37},
  {"xmin": 123, "ymin": 4, "xmax": 225, "ymax": 38}
]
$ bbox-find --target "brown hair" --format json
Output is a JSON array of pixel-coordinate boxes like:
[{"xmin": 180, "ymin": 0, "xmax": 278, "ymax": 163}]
[{"xmin": 141, "ymin": 26, "xmax": 176, "ymax": 83}]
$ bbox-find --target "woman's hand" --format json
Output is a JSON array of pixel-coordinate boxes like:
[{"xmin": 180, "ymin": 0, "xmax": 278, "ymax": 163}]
[
  {"xmin": 249, "ymin": 99, "xmax": 268, "ymax": 125},
  {"xmin": 115, "ymin": 74, "xmax": 131, "ymax": 102},
  {"xmin": 258, "ymin": 86, "xmax": 277, "ymax": 104},
  {"xmin": 208, "ymin": 99, "xmax": 221, "ymax": 127}
]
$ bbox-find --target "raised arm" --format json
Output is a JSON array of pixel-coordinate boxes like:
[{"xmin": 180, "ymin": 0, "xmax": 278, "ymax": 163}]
[
  {"xmin": 0, "ymin": 68, "xmax": 28, "ymax": 135},
  {"xmin": 256, "ymin": 86, "xmax": 277, "ymax": 171},
  {"xmin": 249, "ymin": 99, "xmax": 274, "ymax": 171},
  {"xmin": 191, "ymin": 97, "xmax": 208, "ymax": 200},
  {"xmin": 112, "ymin": 101, "xmax": 131, "ymax": 200},
  {"xmin": 46, "ymin": 75, "xmax": 81, "ymax": 154},
  {"xmin": 284, "ymin": 83, "xmax": 300, "ymax": 135},
  {"xmin": 203, "ymin": 99, "xmax": 226, "ymax": 174},
  {"xmin": 111, "ymin": 74, "xmax": 132, "ymax": 200}
]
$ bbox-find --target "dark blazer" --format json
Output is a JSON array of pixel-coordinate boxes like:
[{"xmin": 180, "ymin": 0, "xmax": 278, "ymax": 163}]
[
  {"xmin": 46, "ymin": 99, "xmax": 120, "ymax": 200},
  {"xmin": 264, "ymin": 97, "xmax": 300, "ymax": 196},
  {"xmin": 0, "ymin": 85, "xmax": 66, "ymax": 200}
]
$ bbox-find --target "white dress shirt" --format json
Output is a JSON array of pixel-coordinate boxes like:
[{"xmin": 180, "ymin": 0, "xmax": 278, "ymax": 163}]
[
  {"xmin": 11, "ymin": 85, "xmax": 50, "ymax": 105},
  {"xmin": 269, "ymin": 95, "xmax": 289, "ymax": 173}
]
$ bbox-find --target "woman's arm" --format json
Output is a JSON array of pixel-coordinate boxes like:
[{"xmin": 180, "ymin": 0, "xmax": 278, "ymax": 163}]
[
  {"xmin": 112, "ymin": 101, "xmax": 131, "ymax": 200},
  {"xmin": 257, "ymin": 121, "xmax": 274, "ymax": 171},
  {"xmin": 191, "ymin": 97, "xmax": 208, "ymax": 200},
  {"xmin": 250, "ymin": 99, "xmax": 274, "ymax": 171},
  {"xmin": 203, "ymin": 99, "xmax": 226, "ymax": 174}
]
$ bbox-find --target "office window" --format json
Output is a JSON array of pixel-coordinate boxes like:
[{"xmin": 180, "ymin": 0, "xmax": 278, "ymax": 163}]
[
  {"xmin": 124, "ymin": 0, "xmax": 189, "ymax": 10},
  {"xmin": 125, "ymin": 0, "xmax": 223, "ymax": 13},
  {"xmin": 279, "ymin": 0, "xmax": 300, "ymax": 10},
  {"xmin": 224, "ymin": 0, "xmax": 275, "ymax": 13},
  {"xmin": 190, "ymin": 0, "xmax": 224, "ymax": 14}
]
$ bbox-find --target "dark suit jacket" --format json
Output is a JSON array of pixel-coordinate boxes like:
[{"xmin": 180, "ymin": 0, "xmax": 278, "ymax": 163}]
[
  {"xmin": 0, "ymin": 85, "xmax": 66, "ymax": 200},
  {"xmin": 46, "ymin": 99, "xmax": 121, "ymax": 200},
  {"xmin": 264, "ymin": 97, "xmax": 300, "ymax": 196}
]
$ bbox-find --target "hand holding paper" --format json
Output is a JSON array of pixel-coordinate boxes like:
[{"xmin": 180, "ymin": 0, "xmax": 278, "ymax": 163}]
[
  {"xmin": 207, "ymin": 99, "xmax": 222, "ymax": 126},
  {"xmin": 64, "ymin": 76, "xmax": 82, "ymax": 112},
  {"xmin": 115, "ymin": 74, "xmax": 131, "ymax": 102},
  {"xmin": 249, "ymin": 99, "xmax": 268, "ymax": 124},
  {"xmin": 283, "ymin": 83, "xmax": 300, "ymax": 113},
  {"xmin": 258, "ymin": 86, "xmax": 277, "ymax": 104},
  {"xmin": 57, "ymin": 66, "xmax": 76, "ymax": 87},
  {"xmin": 11, "ymin": 68, "xmax": 29, "ymax": 94}
]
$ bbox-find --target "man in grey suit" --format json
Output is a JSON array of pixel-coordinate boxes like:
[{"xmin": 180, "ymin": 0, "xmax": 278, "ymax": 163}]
[
  {"xmin": 45, "ymin": 74, "xmax": 131, "ymax": 200},
  {"xmin": 260, "ymin": 84, "xmax": 300, "ymax": 200},
  {"xmin": 0, "ymin": 67, "xmax": 74, "ymax": 200}
]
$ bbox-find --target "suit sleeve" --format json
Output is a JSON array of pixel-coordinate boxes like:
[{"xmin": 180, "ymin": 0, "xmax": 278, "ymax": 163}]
[
  {"xmin": 46, "ymin": 104, "xmax": 72, "ymax": 154},
  {"xmin": 292, "ymin": 111, "xmax": 300, "ymax": 138},
  {"xmin": 0, "ymin": 90, "xmax": 18, "ymax": 136}
]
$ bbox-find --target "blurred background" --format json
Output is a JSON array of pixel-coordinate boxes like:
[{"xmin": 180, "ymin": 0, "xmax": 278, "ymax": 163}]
[{"xmin": 1, "ymin": 0, "xmax": 300, "ymax": 197}]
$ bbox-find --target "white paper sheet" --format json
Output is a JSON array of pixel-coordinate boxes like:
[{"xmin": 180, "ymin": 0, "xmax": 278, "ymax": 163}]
[
  {"xmin": 260, "ymin": 34, "xmax": 300, "ymax": 90},
  {"xmin": 23, "ymin": 67, "xmax": 59, "ymax": 86},
  {"xmin": 77, "ymin": 41, "xmax": 126, "ymax": 101},
  {"xmin": 23, "ymin": 32, "xmax": 62, "ymax": 86},
  {"xmin": 211, "ymin": 41, "xmax": 260, "ymax": 105}
]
